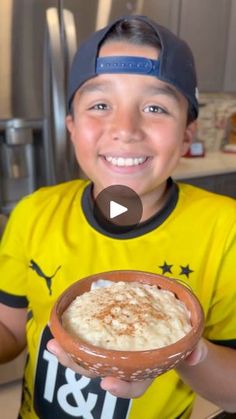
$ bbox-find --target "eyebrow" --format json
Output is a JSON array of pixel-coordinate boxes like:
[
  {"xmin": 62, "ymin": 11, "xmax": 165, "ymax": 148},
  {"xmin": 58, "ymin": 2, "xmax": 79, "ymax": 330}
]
[
  {"xmin": 78, "ymin": 79, "xmax": 182, "ymax": 103},
  {"xmin": 78, "ymin": 80, "xmax": 110, "ymax": 95},
  {"xmin": 144, "ymin": 84, "xmax": 182, "ymax": 103}
]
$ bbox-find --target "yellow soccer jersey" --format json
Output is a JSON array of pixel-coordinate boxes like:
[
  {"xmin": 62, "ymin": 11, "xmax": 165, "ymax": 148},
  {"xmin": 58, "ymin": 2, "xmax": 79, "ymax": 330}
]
[{"xmin": 0, "ymin": 179, "xmax": 236, "ymax": 419}]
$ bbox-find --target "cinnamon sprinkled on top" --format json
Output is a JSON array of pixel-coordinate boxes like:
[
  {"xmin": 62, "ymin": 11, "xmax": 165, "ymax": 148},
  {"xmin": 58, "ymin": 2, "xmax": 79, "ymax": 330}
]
[{"xmin": 62, "ymin": 281, "xmax": 192, "ymax": 351}]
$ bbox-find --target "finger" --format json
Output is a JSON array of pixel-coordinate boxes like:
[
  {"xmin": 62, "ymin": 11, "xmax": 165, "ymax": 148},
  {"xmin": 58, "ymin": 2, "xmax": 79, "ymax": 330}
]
[
  {"xmin": 47, "ymin": 339, "xmax": 97, "ymax": 378},
  {"xmin": 100, "ymin": 376, "xmax": 153, "ymax": 399}
]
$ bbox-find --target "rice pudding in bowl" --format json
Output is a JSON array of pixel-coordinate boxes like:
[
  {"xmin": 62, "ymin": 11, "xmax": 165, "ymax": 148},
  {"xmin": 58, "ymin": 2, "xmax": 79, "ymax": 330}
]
[
  {"xmin": 50, "ymin": 270, "xmax": 204, "ymax": 381},
  {"xmin": 62, "ymin": 281, "xmax": 192, "ymax": 351}
]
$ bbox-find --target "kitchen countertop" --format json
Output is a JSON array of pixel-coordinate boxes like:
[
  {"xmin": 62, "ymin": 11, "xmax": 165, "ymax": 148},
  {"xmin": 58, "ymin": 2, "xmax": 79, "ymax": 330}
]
[{"xmin": 173, "ymin": 151, "xmax": 236, "ymax": 180}]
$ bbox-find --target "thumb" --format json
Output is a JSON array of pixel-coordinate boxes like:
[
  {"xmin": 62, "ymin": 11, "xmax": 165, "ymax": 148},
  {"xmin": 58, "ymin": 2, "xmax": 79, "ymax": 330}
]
[{"xmin": 184, "ymin": 339, "xmax": 208, "ymax": 366}]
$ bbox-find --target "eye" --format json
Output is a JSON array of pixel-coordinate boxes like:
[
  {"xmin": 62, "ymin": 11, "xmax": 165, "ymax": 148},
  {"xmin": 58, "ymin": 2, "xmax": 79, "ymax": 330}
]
[
  {"xmin": 143, "ymin": 105, "xmax": 166, "ymax": 114},
  {"xmin": 90, "ymin": 103, "xmax": 109, "ymax": 111}
]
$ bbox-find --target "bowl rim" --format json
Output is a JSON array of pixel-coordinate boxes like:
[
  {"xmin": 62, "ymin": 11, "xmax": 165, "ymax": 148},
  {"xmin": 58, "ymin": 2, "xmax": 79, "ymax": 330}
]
[{"xmin": 50, "ymin": 269, "xmax": 205, "ymax": 358}]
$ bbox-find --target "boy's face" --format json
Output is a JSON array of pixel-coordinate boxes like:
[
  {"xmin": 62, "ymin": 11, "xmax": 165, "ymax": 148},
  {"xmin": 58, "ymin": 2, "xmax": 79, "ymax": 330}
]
[{"xmin": 66, "ymin": 41, "xmax": 196, "ymax": 201}]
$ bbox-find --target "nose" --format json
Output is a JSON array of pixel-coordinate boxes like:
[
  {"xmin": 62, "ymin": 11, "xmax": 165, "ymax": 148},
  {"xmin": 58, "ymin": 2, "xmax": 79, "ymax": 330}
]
[{"xmin": 109, "ymin": 108, "xmax": 144, "ymax": 143}]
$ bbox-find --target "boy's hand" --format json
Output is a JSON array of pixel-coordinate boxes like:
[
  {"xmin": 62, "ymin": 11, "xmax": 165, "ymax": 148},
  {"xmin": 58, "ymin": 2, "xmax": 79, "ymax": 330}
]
[
  {"xmin": 101, "ymin": 338, "xmax": 207, "ymax": 398},
  {"xmin": 47, "ymin": 338, "xmax": 96, "ymax": 379},
  {"xmin": 47, "ymin": 338, "xmax": 153, "ymax": 398},
  {"xmin": 47, "ymin": 338, "xmax": 206, "ymax": 399}
]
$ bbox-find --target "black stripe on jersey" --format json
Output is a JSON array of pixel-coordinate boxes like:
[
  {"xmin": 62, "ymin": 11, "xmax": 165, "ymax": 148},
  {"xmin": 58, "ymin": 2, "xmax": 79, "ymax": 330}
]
[
  {"xmin": 175, "ymin": 406, "xmax": 189, "ymax": 418},
  {"xmin": 210, "ymin": 339, "xmax": 236, "ymax": 349},
  {"xmin": 0, "ymin": 290, "xmax": 28, "ymax": 308},
  {"xmin": 27, "ymin": 310, "xmax": 33, "ymax": 321}
]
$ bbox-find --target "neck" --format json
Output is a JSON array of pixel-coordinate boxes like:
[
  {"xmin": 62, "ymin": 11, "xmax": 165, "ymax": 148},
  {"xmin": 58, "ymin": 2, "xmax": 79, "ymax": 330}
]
[{"xmin": 139, "ymin": 181, "xmax": 169, "ymax": 222}]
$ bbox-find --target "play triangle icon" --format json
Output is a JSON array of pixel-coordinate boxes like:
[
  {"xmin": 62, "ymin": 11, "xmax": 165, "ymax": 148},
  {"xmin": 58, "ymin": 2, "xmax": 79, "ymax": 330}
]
[{"xmin": 110, "ymin": 200, "xmax": 128, "ymax": 219}]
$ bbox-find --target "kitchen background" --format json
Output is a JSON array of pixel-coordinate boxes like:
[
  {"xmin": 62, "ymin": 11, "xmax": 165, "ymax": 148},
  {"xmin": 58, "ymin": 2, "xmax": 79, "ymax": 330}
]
[
  {"xmin": 0, "ymin": 0, "xmax": 236, "ymax": 216},
  {"xmin": 0, "ymin": 0, "xmax": 236, "ymax": 418}
]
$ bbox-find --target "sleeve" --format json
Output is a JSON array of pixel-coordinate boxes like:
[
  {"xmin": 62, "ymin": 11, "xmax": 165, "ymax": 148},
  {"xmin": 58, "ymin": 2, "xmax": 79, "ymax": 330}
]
[
  {"xmin": 204, "ymin": 209, "xmax": 236, "ymax": 348},
  {"xmin": 0, "ymin": 196, "xmax": 32, "ymax": 308}
]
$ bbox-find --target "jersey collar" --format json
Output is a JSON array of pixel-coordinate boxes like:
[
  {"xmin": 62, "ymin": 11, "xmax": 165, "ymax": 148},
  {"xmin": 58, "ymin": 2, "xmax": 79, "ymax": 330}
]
[{"xmin": 81, "ymin": 178, "xmax": 179, "ymax": 239}]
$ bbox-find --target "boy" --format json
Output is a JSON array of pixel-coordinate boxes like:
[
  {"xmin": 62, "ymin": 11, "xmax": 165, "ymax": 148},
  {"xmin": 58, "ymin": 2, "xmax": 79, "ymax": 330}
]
[{"xmin": 0, "ymin": 15, "xmax": 236, "ymax": 419}]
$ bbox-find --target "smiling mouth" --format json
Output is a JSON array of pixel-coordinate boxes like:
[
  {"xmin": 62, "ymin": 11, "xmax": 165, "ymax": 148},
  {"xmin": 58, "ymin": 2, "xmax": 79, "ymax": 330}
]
[{"xmin": 104, "ymin": 156, "xmax": 149, "ymax": 167}]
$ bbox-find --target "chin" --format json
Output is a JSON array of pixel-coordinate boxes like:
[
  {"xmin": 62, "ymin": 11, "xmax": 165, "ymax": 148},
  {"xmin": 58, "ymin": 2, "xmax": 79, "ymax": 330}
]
[
  {"xmin": 93, "ymin": 180, "xmax": 136, "ymax": 195},
  {"xmin": 107, "ymin": 180, "xmax": 141, "ymax": 191}
]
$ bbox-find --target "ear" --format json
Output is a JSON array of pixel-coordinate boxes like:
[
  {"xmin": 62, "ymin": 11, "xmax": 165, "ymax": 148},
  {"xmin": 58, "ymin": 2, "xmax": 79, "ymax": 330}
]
[
  {"xmin": 181, "ymin": 120, "xmax": 197, "ymax": 156},
  {"xmin": 66, "ymin": 114, "xmax": 76, "ymax": 144}
]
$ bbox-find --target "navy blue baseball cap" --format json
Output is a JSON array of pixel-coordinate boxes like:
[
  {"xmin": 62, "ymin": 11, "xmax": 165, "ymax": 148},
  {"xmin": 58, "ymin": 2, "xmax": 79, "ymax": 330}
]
[{"xmin": 67, "ymin": 15, "xmax": 199, "ymax": 120}]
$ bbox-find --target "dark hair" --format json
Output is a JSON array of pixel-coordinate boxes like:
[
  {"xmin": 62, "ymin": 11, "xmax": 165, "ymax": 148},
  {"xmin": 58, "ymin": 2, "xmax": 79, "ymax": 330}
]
[{"xmin": 102, "ymin": 18, "xmax": 161, "ymax": 50}]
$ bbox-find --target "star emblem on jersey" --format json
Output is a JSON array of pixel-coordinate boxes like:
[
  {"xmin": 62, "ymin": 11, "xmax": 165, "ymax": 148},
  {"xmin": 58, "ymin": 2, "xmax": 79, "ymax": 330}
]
[
  {"xmin": 158, "ymin": 261, "xmax": 194, "ymax": 278},
  {"xmin": 94, "ymin": 185, "xmax": 143, "ymax": 233},
  {"xmin": 159, "ymin": 261, "xmax": 173, "ymax": 274},
  {"xmin": 179, "ymin": 264, "xmax": 194, "ymax": 278}
]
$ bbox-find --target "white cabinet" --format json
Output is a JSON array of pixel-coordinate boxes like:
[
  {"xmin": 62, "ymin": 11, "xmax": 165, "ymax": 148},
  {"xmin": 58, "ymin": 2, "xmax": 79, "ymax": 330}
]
[
  {"xmin": 179, "ymin": 0, "xmax": 231, "ymax": 92},
  {"xmin": 140, "ymin": 0, "xmax": 180, "ymax": 33},
  {"xmin": 224, "ymin": 0, "xmax": 236, "ymax": 92},
  {"xmin": 138, "ymin": 0, "xmax": 236, "ymax": 93}
]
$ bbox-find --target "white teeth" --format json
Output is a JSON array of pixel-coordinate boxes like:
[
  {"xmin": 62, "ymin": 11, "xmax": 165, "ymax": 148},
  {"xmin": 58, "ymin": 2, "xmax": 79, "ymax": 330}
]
[{"xmin": 105, "ymin": 156, "xmax": 147, "ymax": 167}]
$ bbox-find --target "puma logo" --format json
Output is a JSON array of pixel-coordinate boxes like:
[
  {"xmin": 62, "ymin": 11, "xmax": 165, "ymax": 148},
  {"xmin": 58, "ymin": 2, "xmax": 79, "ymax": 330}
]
[{"xmin": 29, "ymin": 259, "xmax": 61, "ymax": 295}]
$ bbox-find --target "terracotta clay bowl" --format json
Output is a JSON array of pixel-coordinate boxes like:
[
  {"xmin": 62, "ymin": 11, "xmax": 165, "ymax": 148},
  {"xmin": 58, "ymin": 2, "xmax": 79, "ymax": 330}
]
[{"xmin": 50, "ymin": 270, "xmax": 204, "ymax": 381}]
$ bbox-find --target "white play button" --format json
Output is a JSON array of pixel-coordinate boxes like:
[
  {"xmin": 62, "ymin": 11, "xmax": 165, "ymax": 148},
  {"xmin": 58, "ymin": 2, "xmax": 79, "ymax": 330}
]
[
  {"xmin": 110, "ymin": 200, "xmax": 128, "ymax": 219},
  {"xmin": 94, "ymin": 185, "xmax": 143, "ymax": 232}
]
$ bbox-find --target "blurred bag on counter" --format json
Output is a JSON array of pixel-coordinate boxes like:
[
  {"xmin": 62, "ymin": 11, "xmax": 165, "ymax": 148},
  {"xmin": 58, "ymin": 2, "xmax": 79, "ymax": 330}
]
[
  {"xmin": 183, "ymin": 138, "xmax": 205, "ymax": 158},
  {"xmin": 222, "ymin": 112, "xmax": 236, "ymax": 153}
]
